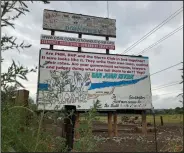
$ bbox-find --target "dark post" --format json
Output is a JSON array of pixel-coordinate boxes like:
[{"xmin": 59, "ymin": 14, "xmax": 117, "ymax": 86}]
[
  {"xmin": 50, "ymin": 30, "xmax": 55, "ymax": 50},
  {"xmin": 15, "ymin": 89, "xmax": 29, "ymax": 125},
  {"xmin": 160, "ymin": 116, "xmax": 163, "ymax": 126},
  {"xmin": 78, "ymin": 33, "xmax": 82, "ymax": 52},
  {"xmin": 108, "ymin": 112, "xmax": 113, "ymax": 137},
  {"xmin": 153, "ymin": 110, "xmax": 158, "ymax": 152},
  {"xmin": 113, "ymin": 112, "xmax": 118, "ymax": 137},
  {"xmin": 141, "ymin": 110, "xmax": 147, "ymax": 135},
  {"xmin": 106, "ymin": 36, "xmax": 109, "ymax": 54},
  {"xmin": 64, "ymin": 105, "xmax": 76, "ymax": 152}
]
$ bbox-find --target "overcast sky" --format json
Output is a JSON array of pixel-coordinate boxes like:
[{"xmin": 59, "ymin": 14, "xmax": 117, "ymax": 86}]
[{"xmin": 2, "ymin": 1, "xmax": 183, "ymax": 109}]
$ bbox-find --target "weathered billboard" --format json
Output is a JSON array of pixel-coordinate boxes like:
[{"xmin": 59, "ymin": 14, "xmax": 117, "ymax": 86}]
[
  {"xmin": 43, "ymin": 9, "xmax": 116, "ymax": 37},
  {"xmin": 40, "ymin": 34, "xmax": 115, "ymax": 50},
  {"xmin": 37, "ymin": 49, "xmax": 152, "ymax": 111}
]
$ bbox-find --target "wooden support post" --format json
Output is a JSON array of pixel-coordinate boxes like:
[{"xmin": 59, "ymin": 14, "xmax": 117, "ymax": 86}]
[
  {"xmin": 113, "ymin": 112, "xmax": 118, "ymax": 137},
  {"xmin": 75, "ymin": 112, "xmax": 80, "ymax": 139},
  {"xmin": 15, "ymin": 89, "xmax": 29, "ymax": 125},
  {"xmin": 78, "ymin": 34, "xmax": 82, "ymax": 52},
  {"xmin": 15, "ymin": 89, "xmax": 29, "ymax": 106},
  {"xmin": 64, "ymin": 105, "xmax": 76, "ymax": 152},
  {"xmin": 106, "ymin": 36, "xmax": 109, "ymax": 54},
  {"xmin": 160, "ymin": 116, "xmax": 163, "ymax": 126},
  {"xmin": 50, "ymin": 30, "xmax": 55, "ymax": 50},
  {"xmin": 108, "ymin": 112, "xmax": 113, "ymax": 137},
  {"xmin": 142, "ymin": 111, "xmax": 147, "ymax": 135}
]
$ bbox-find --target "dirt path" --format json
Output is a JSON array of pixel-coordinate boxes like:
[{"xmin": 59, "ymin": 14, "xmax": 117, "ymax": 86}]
[{"xmin": 92, "ymin": 122, "xmax": 183, "ymax": 152}]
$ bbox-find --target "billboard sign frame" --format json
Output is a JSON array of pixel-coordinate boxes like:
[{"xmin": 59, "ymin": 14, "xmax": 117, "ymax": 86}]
[
  {"xmin": 36, "ymin": 48, "xmax": 152, "ymax": 111},
  {"xmin": 43, "ymin": 9, "xmax": 116, "ymax": 37}
]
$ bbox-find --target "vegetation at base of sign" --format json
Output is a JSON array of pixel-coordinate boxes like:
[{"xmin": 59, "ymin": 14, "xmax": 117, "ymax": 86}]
[
  {"xmin": 2, "ymin": 86, "xmax": 102, "ymax": 152},
  {"xmin": 1, "ymin": 86, "xmax": 68, "ymax": 152},
  {"xmin": 73, "ymin": 99, "xmax": 101, "ymax": 152}
]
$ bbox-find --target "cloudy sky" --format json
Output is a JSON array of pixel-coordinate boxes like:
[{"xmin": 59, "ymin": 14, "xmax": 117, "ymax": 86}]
[{"xmin": 2, "ymin": 1, "xmax": 183, "ymax": 109}]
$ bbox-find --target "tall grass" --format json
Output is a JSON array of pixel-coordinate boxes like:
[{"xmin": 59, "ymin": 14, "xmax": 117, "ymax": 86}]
[
  {"xmin": 2, "ymin": 96, "xmax": 101, "ymax": 152},
  {"xmin": 1, "ymin": 102, "xmax": 67, "ymax": 152}
]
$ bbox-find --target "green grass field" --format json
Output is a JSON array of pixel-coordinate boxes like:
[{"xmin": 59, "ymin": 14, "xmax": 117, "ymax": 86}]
[{"xmin": 82, "ymin": 114, "xmax": 183, "ymax": 124}]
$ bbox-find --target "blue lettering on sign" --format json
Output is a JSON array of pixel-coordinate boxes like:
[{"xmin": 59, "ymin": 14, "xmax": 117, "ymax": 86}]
[
  {"xmin": 92, "ymin": 73, "xmax": 134, "ymax": 80},
  {"xmin": 39, "ymin": 83, "xmax": 48, "ymax": 90}
]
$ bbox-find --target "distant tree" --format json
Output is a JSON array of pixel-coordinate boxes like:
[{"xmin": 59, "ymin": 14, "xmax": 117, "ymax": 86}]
[{"xmin": 175, "ymin": 107, "xmax": 183, "ymax": 114}]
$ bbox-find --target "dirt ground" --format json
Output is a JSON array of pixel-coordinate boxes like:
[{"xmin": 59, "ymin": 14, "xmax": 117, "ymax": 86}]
[{"xmin": 92, "ymin": 121, "xmax": 183, "ymax": 152}]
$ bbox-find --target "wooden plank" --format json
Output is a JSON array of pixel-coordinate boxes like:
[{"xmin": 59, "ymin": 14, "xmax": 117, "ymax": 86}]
[
  {"xmin": 74, "ymin": 112, "xmax": 80, "ymax": 139},
  {"xmin": 108, "ymin": 112, "xmax": 113, "ymax": 137},
  {"xmin": 15, "ymin": 89, "xmax": 29, "ymax": 125},
  {"xmin": 160, "ymin": 116, "xmax": 164, "ymax": 126},
  {"xmin": 142, "ymin": 111, "xmax": 147, "ymax": 135},
  {"xmin": 113, "ymin": 112, "xmax": 118, "ymax": 137}
]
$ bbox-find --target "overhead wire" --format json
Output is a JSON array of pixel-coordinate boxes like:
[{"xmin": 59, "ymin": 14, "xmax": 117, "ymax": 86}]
[
  {"xmin": 136, "ymin": 25, "xmax": 183, "ymax": 55},
  {"xmin": 152, "ymin": 91, "xmax": 182, "ymax": 96},
  {"xmin": 150, "ymin": 62, "xmax": 182, "ymax": 76},
  {"xmin": 122, "ymin": 6, "xmax": 183, "ymax": 54},
  {"xmin": 152, "ymin": 82, "xmax": 180, "ymax": 91},
  {"xmin": 152, "ymin": 80, "xmax": 181, "ymax": 89}
]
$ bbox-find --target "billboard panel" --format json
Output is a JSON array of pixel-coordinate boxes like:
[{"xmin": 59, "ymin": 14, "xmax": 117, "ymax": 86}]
[
  {"xmin": 37, "ymin": 49, "xmax": 152, "ymax": 111},
  {"xmin": 40, "ymin": 34, "xmax": 115, "ymax": 50},
  {"xmin": 43, "ymin": 9, "xmax": 116, "ymax": 37}
]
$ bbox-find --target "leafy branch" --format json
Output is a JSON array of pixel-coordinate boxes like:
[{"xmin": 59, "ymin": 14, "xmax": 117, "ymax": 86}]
[
  {"xmin": 1, "ymin": 60, "xmax": 36, "ymax": 91},
  {"xmin": 1, "ymin": 35, "xmax": 32, "ymax": 52}
]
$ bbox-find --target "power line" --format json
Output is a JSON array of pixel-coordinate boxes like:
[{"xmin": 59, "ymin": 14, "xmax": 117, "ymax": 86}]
[
  {"xmin": 136, "ymin": 25, "xmax": 183, "ymax": 55},
  {"xmin": 152, "ymin": 80, "xmax": 181, "ymax": 89},
  {"xmin": 150, "ymin": 62, "xmax": 182, "ymax": 76},
  {"xmin": 122, "ymin": 6, "xmax": 183, "ymax": 54},
  {"xmin": 152, "ymin": 82, "xmax": 180, "ymax": 91},
  {"xmin": 153, "ymin": 91, "xmax": 181, "ymax": 96}
]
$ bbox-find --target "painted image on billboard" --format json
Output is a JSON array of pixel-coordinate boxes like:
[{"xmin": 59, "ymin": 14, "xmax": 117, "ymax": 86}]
[
  {"xmin": 37, "ymin": 49, "xmax": 152, "ymax": 111},
  {"xmin": 43, "ymin": 9, "xmax": 116, "ymax": 37}
]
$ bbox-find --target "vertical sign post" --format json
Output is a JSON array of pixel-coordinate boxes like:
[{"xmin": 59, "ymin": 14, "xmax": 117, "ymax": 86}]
[
  {"xmin": 64, "ymin": 105, "xmax": 76, "ymax": 152},
  {"xmin": 50, "ymin": 30, "xmax": 55, "ymax": 50},
  {"xmin": 78, "ymin": 34, "xmax": 82, "ymax": 52}
]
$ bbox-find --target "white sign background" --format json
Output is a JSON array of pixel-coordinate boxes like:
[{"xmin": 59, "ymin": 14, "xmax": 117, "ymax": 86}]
[
  {"xmin": 37, "ymin": 49, "xmax": 152, "ymax": 111},
  {"xmin": 43, "ymin": 9, "xmax": 116, "ymax": 37}
]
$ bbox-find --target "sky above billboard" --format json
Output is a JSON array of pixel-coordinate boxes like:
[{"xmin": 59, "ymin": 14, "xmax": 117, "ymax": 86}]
[{"xmin": 2, "ymin": 1, "xmax": 183, "ymax": 109}]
